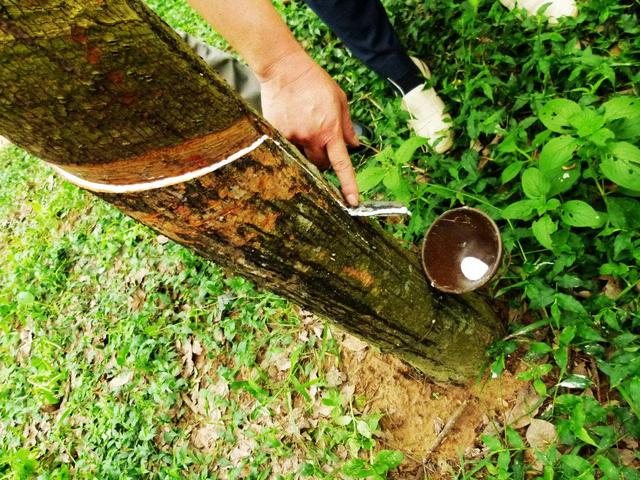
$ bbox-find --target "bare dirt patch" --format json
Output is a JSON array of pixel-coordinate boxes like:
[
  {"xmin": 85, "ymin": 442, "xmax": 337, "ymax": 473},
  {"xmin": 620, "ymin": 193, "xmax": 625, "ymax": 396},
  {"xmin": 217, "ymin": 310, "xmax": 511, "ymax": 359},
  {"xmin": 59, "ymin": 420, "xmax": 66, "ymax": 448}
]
[{"xmin": 337, "ymin": 330, "xmax": 530, "ymax": 479}]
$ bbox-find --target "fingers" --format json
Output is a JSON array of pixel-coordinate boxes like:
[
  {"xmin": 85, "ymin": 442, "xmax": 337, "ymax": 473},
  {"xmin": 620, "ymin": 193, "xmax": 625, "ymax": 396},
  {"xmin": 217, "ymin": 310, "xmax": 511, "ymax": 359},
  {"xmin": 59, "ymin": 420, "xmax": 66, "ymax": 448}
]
[
  {"xmin": 303, "ymin": 145, "xmax": 330, "ymax": 171},
  {"xmin": 326, "ymin": 138, "xmax": 359, "ymax": 207},
  {"xmin": 341, "ymin": 100, "xmax": 359, "ymax": 147}
]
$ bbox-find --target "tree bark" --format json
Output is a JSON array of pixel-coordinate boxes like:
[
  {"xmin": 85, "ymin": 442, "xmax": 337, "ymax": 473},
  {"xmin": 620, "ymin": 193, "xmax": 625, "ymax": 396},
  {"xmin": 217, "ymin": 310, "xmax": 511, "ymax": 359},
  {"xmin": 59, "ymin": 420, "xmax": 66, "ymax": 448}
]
[{"xmin": 0, "ymin": 0, "xmax": 504, "ymax": 382}]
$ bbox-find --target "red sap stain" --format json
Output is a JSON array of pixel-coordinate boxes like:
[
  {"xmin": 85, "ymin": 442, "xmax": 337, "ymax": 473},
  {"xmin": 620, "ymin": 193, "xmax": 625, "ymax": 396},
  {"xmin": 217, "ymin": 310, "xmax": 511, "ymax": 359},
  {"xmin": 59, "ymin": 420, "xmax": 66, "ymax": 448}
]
[
  {"xmin": 107, "ymin": 70, "xmax": 125, "ymax": 84},
  {"xmin": 176, "ymin": 205, "xmax": 191, "ymax": 217},
  {"xmin": 71, "ymin": 25, "xmax": 88, "ymax": 44},
  {"xmin": 86, "ymin": 45, "xmax": 102, "ymax": 64},
  {"xmin": 121, "ymin": 95, "xmax": 137, "ymax": 106},
  {"xmin": 341, "ymin": 266, "xmax": 375, "ymax": 288}
]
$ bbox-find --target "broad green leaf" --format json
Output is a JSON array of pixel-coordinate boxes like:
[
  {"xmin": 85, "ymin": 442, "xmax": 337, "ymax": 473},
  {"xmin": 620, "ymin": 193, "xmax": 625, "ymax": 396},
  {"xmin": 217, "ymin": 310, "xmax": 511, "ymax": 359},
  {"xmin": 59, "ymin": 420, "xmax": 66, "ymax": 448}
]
[
  {"xmin": 547, "ymin": 166, "xmax": 581, "ymax": 198},
  {"xmin": 334, "ymin": 415, "xmax": 352, "ymax": 426},
  {"xmin": 356, "ymin": 419, "xmax": 372, "ymax": 438},
  {"xmin": 382, "ymin": 166, "xmax": 401, "ymax": 192},
  {"xmin": 607, "ymin": 197, "xmax": 640, "ymax": 228},
  {"xmin": 561, "ymin": 454, "xmax": 591, "ymax": 473},
  {"xmin": 522, "ymin": 168, "xmax": 551, "ymax": 199},
  {"xmin": 534, "ymin": 378, "xmax": 547, "ymax": 396},
  {"xmin": 16, "ymin": 291, "xmax": 35, "ymax": 306},
  {"xmin": 539, "ymin": 136, "xmax": 579, "ymax": 173},
  {"xmin": 501, "ymin": 160, "xmax": 524, "ymax": 184},
  {"xmin": 480, "ymin": 82, "xmax": 494, "ymax": 101},
  {"xmin": 356, "ymin": 166, "xmax": 386, "ymax": 192},
  {"xmin": 596, "ymin": 455, "xmax": 621, "ymax": 480},
  {"xmin": 482, "ymin": 435, "xmax": 503, "ymax": 452},
  {"xmin": 610, "ymin": 141, "xmax": 640, "ymax": 164},
  {"xmin": 382, "ymin": 166, "xmax": 411, "ymax": 204},
  {"xmin": 509, "ymin": 319, "xmax": 552, "ymax": 338},
  {"xmin": 530, "ymin": 342, "xmax": 553, "ymax": 354},
  {"xmin": 342, "ymin": 459, "xmax": 373, "ymax": 478},
  {"xmin": 505, "ymin": 427, "xmax": 525, "ymax": 449},
  {"xmin": 603, "ymin": 95, "xmax": 640, "ymax": 122},
  {"xmin": 550, "ymin": 346, "xmax": 566, "ymax": 374},
  {"xmin": 545, "ymin": 198, "xmax": 561, "ymax": 211},
  {"xmin": 576, "ymin": 427, "xmax": 598, "ymax": 447},
  {"xmin": 601, "ymin": 158, "xmax": 640, "ymax": 191},
  {"xmin": 532, "ymin": 215, "xmax": 557, "ymax": 249},
  {"xmin": 372, "ymin": 450, "xmax": 404, "ymax": 474},
  {"xmin": 587, "ymin": 127, "xmax": 615, "ymax": 147},
  {"xmin": 557, "ymin": 374, "xmax": 592, "ymax": 389},
  {"xmin": 554, "ymin": 292, "xmax": 587, "ymax": 315},
  {"xmin": 561, "ymin": 200, "xmax": 605, "ymax": 228},
  {"xmin": 603, "ymin": 141, "xmax": 640, "ymax": 191},
  {"xmin": 393, "ymin": 136, "xmax": 429, "ymax": 165},
  {"xmin": 568, "ymin": 108, "xmax": 605, "ymax": 137},
  {"xmin": 618, "ymin": 377, "xmax": 640, "ymax": 419},
  {"xmin": 611, "ymin": 112, "xmax": 640, "ymax": 141},
  {"xmin": 502, "ymin": 199, "xmax": 539, "ymax": 220},
  {"xmin": 517, "ymin": 363, "xmax": 553, "ymax": 381},
  {"xmin": 539, "ymin": 99, "xmax": 581, "ymax": 133},
  {"xmin": 498, "ymin": 131, "xmax": 518, "ymax": 153},
  {"xmin": 559, "ymin": 325, "xmax": 577, "ymax": 346}
]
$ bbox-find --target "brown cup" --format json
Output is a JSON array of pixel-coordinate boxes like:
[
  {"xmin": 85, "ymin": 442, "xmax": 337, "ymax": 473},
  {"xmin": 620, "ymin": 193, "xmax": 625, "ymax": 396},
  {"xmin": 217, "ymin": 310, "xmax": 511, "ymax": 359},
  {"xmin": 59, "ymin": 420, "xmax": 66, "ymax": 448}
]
[{"xmin": 421, "ymin": 207, "xmax": 502, "ymax": 294}]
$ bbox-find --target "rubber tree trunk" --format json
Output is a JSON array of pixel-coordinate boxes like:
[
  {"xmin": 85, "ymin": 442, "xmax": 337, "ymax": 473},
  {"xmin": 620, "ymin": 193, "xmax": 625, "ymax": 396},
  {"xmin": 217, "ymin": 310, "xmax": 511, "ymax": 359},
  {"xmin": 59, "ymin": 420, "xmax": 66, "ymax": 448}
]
[{"xmin": 0, "ymin": 0, "xmax": 504, "ymax": 382}]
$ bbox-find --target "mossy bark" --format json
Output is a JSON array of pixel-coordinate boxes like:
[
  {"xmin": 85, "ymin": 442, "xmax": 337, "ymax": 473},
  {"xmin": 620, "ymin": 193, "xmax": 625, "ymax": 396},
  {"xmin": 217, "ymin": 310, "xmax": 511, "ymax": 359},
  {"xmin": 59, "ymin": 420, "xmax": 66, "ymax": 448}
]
[{"xmin": 0, "ymin": 0, "xmax": 504, "ymax": 382}]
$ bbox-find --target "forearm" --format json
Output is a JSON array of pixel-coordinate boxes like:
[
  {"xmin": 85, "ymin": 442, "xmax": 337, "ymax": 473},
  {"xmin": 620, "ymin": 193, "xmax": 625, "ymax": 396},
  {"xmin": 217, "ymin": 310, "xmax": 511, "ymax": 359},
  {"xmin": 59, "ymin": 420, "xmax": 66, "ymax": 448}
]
[
  {"xmin": 186, "ymin": 0, "xmax": 360, "ymax": 205},
  {"xmin": 187, "ymin": 0, "xmax": 310, "ymax": 81}
]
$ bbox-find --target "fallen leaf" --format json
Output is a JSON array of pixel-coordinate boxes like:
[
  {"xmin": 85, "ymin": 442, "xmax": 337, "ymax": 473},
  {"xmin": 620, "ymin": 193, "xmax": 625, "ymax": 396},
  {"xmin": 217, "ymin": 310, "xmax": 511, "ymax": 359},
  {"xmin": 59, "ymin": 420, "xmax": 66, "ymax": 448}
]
[
  {"xmin": 177, "ymin": 338, "xmax": 194, "ymax": 378},
  {"xmin": 192, "ymin": 423, "xmax": 222, "ymax": 452},
  {"xmin": 616, "ymin": 448, "xmax": 637, "ymax": 467},
  {"xmin": 504, "ymin": 386, "xmax": 541, "ymax": 428},
  {"xmin": 265, "ymin": 350, "xmax": 291, "ymax": 372},
  {"xmin": 16, "ymin": 328, "xmax": 33, "ymax": 362},
  {"xmin": 341, "ymin": 334, "xmax": 368, "ymax": 353},
  {"xmin": 228, "ymin": 434, "xmax": 257, "ymax": 464},
  {"xmin": 433, "ymin": 416, "xmax": 445, "ymax": 435},
  {"xmin": 128, "ymin": 287, "xmax": 146, "ymax": 312},
  {"xmin": 526, "ymin": 419, "xmax": 556, "ymax": 450},
  {"xmin": 325, "ymin": 367, "xmax": 345, "ymax": 387},
  {"xmin": 210, "ymin": 378, "xmax": 230, "ymax": 398},
  {"xmin": 340, "ymin": 384, "xmax": 355, "ymax": 407},
  {"xmin": 600, "ymin": 275, "xmax": 622, "ymax": 299},
  {"xmin": 109, "ymin": 371, "xmax": 134, "ymax": 390}
]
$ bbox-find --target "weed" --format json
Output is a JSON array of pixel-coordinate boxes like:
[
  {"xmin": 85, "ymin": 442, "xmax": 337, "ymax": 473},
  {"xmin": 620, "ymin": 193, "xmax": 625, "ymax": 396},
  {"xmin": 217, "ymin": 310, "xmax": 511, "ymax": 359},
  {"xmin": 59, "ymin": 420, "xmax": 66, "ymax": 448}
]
[{"xmin": 1, "ymin": 0, "xmax": 639, "ymax": 478}]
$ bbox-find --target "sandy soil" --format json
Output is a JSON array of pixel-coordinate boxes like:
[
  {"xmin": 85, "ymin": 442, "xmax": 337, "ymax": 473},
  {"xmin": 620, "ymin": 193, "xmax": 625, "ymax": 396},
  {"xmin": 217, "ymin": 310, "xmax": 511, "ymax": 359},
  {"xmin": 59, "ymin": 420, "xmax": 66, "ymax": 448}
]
[{"xmin": 336, "ymin": 330, "xmax": 533, "ymax": 479}]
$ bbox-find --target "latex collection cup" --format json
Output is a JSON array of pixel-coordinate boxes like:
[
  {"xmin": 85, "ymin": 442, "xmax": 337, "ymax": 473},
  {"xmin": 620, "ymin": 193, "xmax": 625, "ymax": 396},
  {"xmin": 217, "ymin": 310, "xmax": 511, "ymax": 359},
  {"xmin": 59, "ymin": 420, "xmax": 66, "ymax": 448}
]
[{"xmin": 421, "ymin": 207, "xmax": 502, "ymax": 294}]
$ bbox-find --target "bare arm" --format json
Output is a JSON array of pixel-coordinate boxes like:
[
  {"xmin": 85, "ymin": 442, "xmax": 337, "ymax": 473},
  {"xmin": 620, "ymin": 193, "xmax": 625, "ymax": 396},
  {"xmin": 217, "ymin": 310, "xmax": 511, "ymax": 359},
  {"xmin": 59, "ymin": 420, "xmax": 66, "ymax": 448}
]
[{"xmin": 187, "ymin": 0, "xmax": 360, "ymax": 206}]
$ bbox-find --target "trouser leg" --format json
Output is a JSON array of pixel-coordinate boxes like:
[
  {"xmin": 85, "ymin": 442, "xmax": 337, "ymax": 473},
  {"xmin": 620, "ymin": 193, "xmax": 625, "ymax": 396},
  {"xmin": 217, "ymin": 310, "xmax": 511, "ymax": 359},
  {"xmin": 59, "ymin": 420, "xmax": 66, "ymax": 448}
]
[
  {"xmin": 302, "ymin": 0, "xmax": 422, "ymax": 92},
  {"xmin": 178, "ymin": 31, "xmax": 262, "ymax": 113}
]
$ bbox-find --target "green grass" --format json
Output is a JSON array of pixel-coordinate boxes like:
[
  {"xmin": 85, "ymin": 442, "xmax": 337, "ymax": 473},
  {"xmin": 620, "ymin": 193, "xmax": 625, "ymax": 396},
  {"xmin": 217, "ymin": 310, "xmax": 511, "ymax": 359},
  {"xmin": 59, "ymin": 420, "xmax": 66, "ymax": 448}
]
[{"xmin": 1, "ymin": 0, "xmax": 639, "ymax": 478}]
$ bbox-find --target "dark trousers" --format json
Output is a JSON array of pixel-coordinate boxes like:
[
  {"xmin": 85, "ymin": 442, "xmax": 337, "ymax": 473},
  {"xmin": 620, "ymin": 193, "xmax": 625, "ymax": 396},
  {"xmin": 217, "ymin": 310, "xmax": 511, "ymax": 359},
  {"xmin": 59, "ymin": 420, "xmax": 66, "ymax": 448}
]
[{"xmin": 302, "ymin": 0, "xmax": 422, "ymax": 92}]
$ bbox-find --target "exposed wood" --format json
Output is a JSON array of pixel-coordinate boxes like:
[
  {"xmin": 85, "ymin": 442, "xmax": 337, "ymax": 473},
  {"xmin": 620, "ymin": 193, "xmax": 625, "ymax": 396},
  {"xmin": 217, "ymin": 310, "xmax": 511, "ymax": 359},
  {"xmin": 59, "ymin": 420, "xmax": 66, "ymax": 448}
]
[{"xmin": 0, "ymin": 0, "xmax": 504, "ymax": 382}]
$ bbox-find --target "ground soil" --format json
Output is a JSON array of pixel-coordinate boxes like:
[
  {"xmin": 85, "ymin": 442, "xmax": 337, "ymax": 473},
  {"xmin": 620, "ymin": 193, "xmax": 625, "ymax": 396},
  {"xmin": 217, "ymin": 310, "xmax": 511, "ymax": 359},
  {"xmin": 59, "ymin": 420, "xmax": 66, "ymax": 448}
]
[{"xmin": 336, "ymin": 330, "xmax": 530, "ymax": 479}]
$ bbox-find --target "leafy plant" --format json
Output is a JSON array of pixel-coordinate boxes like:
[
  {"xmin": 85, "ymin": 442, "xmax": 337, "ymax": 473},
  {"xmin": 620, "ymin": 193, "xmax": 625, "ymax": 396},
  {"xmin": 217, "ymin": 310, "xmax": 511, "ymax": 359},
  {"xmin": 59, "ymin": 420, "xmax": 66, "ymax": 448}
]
[{"xmin": 500, "ymin": 95, "xmax": 639, "ymax": 251}]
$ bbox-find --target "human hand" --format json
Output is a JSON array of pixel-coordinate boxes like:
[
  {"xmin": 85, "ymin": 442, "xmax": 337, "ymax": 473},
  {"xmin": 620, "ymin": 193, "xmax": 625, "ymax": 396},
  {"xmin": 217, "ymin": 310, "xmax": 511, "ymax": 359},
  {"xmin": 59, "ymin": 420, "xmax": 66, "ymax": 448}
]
[{"xmin": 258, "ymin": 51, "xmax": 360, "ymax": 206}]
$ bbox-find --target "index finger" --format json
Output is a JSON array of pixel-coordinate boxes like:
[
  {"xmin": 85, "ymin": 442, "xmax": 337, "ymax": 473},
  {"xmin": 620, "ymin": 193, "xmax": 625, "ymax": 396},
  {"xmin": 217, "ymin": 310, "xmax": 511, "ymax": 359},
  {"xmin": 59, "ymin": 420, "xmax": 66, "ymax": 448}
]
[{"xmin": 326, "ymin": 137, "xmax": 359, "ymax": 207}]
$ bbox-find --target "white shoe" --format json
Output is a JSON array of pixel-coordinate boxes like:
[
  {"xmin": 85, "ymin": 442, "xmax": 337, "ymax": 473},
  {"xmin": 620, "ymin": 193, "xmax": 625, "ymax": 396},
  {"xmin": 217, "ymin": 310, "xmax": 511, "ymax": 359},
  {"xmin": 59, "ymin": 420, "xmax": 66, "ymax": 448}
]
[
  {"xmin": 499, "ymin": 0, "xmax": 578, "ymax": 23},
  {"xmin": 399, "ymin": 57, "xmax": 454, "ymax": 154}
]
